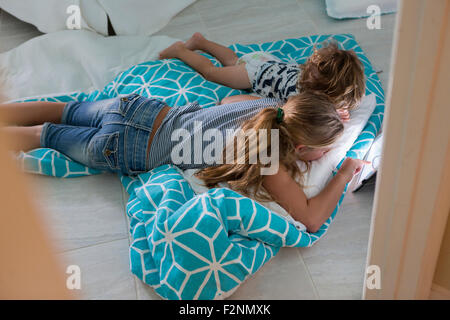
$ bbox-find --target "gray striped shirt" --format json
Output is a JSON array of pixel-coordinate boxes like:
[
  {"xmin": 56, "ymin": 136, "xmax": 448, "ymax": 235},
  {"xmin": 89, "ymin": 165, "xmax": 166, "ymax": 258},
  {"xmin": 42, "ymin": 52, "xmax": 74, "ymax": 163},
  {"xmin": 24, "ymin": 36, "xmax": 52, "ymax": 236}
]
[{"xmin": 147, "ymin": 98, "xmax": 281, "ymax": 170}]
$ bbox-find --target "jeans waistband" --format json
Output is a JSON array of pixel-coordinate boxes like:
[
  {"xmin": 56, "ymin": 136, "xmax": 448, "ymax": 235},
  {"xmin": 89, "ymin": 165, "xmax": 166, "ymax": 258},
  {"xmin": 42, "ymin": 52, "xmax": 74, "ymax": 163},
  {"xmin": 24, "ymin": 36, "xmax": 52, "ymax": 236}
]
[{"xmin": 123, "ymin": 96, "xmax": 167, "ymax": 173}]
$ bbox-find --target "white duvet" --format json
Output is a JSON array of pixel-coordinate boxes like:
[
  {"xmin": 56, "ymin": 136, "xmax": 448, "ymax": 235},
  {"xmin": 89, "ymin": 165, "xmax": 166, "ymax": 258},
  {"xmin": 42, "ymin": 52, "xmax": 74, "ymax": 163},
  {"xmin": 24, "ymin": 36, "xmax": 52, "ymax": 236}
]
[
  {"xmin": 0, "ymin": 0, "xmax": 196, "ymax": 36},
  {"xmin": 0, "ymin": 31, "xmax": 376, "ymax": 230},
  {"xmin": 0, "ymin": 30, "xmax": 178, "ymax": 102}
]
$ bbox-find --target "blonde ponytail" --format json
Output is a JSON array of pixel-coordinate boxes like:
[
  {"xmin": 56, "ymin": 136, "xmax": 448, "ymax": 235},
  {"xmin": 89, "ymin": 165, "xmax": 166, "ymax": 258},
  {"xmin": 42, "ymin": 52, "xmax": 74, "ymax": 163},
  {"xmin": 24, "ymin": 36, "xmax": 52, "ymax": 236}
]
[{"xmin": 196, "ymin": 93, "xmax": 344, "ymax": 201}]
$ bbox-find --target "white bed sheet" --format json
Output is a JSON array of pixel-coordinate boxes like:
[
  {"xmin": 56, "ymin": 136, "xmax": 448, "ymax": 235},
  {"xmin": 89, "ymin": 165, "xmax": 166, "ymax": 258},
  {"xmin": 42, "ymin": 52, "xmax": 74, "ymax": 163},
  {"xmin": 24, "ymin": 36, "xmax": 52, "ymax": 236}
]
[{"xmin": 0, "ymin": 0, "xmax": 196, "ymax": 36}]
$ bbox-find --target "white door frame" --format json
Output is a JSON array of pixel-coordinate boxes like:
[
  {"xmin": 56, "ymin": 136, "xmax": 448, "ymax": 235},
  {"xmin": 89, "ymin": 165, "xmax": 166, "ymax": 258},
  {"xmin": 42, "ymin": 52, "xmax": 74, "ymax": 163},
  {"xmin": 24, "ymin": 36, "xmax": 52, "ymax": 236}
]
[{"xmin": 364, "ymin": 0, "xmax": 450, "ymax": 299}]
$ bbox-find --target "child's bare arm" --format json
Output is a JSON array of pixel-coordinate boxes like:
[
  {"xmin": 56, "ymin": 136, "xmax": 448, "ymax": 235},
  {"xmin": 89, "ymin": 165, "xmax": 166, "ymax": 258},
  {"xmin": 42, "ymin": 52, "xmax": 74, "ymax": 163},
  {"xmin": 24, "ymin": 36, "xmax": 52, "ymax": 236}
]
[
  {"xmin": 160, "ymin": 41, "xmax": 251, "ymax": 90},
  {"xmin": 263, "ymin": 158, "xmax": 368, "ymax": 233},
  {"xmin": 219, "ymin": 95, "xmax": 260, "ymax": 105}
]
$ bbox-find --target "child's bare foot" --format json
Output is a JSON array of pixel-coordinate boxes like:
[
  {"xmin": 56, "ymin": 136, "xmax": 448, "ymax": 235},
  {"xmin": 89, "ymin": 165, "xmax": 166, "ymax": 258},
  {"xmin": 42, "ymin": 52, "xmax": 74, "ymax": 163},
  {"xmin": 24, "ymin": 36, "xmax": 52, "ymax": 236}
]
[
  {"xmin": 159, "ymin": 41, "xmax": 185, "ymax": 59},
  {"xmin": 185, "ymin": 32, "xmax": 206, "ymax": 51}
]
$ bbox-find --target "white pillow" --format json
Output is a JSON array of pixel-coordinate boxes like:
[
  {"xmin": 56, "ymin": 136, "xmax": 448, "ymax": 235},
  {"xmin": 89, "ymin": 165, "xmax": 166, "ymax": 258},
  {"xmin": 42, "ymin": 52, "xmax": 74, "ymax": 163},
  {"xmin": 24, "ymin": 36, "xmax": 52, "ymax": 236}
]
[
  {"xmin": 0, "ymin": 0, "xmax": 196, "ymax": 35},
  {"xmin": 325, "ymin": 0, "xmax": 398, "ymax": 19},
  {"xmin": 182, "ymin": 93, "xmax": 377, "ymax": 229},
  {"xmin": 299, "ymin": 93, "xmax": 376, "ymax": 198}
]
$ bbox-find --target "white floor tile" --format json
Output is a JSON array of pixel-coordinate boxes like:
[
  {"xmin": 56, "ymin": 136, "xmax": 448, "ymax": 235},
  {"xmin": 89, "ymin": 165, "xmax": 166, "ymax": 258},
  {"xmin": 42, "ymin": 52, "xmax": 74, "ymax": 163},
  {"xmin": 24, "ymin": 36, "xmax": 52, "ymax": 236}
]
[
  {"xmin": 135, "ymin": 277, "xmax": 164, "ymax": 300},
  {"xmin": 28, "ymin": 173, "xmax": 129, "ymax": 253},
  {"xmin": 197, "ymin": 0, "xmax": 317, "ymax": 45},
  {"xmin": 229, "ymin": 248, "xmax": 318, "ymax": 300},
  {"xmin": 153, "ymin": 3, "xmax": 208, "ymax": 41},
  {"xmin": 298, "ymin": 187, "xmax": 374, "ymax": 299},
  {"xmin": 58, "ymin": 238, "xmax": 136, "ymax": 299}
]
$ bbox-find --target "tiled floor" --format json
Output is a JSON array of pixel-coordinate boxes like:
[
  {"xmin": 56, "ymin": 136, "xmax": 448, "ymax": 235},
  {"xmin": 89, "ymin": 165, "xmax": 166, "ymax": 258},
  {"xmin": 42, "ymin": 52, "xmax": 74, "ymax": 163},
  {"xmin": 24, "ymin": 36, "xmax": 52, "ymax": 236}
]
[{"xmin": 1, "ymin": 0, "xmax": 395, "ymax": 299}]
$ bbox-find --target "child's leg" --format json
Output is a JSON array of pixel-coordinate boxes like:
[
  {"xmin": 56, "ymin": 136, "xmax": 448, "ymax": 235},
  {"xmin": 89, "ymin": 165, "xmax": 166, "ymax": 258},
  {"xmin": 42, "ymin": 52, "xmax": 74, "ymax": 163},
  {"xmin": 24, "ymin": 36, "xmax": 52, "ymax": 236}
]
[
  {"xmin": 39, "ymin": 123, "xmax": 101, "ymax": 167},
  {"xmin": 159, "ymin": 42, "xmax": 251, "ymax": 90},
  {"xmin": 62, "ymin": 97, "xmax": 119, "ymax": 128},
  {"xmin": 0, "ymin": 125, "xmax": 43, "ymax": 152},
  {"xmin": 0, "ymin": 101, "xmax": 66, "ymax": 126},
  {"xmin": 185, "ymin": 32, "xmax": 238, "ymax": 66}
]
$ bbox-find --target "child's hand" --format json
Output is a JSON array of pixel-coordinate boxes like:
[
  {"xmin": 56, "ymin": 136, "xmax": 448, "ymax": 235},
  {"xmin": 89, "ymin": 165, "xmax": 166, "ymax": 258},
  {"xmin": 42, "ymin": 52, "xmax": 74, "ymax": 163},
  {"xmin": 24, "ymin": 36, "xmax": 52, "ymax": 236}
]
[
  {"xmin": 337, "ymin": 158, "xmax": 370, "ymax": 183},
  {"xmin": 337, "ymin": 108, "xmax": 350, "ymax": 122}
]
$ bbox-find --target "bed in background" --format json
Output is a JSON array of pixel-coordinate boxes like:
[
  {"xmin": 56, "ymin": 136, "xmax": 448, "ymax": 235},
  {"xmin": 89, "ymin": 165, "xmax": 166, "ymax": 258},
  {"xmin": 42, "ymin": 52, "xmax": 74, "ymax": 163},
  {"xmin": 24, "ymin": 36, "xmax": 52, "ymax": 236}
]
[{"xmin": 3, "ymin": 32, "xmax": 384, "ymax": 299}]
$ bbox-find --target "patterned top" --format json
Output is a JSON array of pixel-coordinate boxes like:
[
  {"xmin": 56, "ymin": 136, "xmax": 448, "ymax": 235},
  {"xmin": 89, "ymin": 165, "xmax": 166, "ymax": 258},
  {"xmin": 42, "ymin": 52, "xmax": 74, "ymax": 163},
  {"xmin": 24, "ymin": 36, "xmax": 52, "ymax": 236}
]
[
  {"xmin": 148, "ymin": 98, "xmax": 281, "ymax": 170},
  {"xmin": 252, "ymin": 61, "xmax": 301, "ymax": 102}
]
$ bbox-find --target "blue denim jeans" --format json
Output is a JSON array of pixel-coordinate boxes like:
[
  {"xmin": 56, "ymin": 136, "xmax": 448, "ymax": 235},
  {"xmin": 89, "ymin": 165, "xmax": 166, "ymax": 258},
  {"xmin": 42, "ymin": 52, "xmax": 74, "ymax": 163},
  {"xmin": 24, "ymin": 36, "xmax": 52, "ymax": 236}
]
[{"xmin": 40, "ymin": 94, "xmax": 167, "ymax": 175}]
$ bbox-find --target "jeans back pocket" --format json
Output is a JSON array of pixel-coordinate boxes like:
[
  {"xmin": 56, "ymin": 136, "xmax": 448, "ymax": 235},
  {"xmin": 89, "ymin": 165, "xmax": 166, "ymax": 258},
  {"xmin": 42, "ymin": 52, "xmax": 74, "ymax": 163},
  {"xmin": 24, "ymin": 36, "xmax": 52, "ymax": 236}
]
[{"xmin": 88, "ymin": 132, "xmax": 120, "ymax": 171}]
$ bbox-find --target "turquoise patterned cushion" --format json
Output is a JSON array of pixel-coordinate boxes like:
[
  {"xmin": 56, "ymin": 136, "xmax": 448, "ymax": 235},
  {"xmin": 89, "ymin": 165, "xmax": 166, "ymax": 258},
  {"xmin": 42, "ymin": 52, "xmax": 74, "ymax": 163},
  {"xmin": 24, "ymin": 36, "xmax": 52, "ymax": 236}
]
[{"xmin": 17, "ymin": 34, "xmax": 384, "ymax": 299}]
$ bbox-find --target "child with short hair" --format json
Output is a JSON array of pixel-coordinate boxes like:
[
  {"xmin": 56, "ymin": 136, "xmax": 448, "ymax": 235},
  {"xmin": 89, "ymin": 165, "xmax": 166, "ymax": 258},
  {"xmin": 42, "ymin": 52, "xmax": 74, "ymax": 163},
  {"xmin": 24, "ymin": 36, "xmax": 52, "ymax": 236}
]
[{"xmin": 159, "ymin": 33, "xmax": 366, "ymax": 120}]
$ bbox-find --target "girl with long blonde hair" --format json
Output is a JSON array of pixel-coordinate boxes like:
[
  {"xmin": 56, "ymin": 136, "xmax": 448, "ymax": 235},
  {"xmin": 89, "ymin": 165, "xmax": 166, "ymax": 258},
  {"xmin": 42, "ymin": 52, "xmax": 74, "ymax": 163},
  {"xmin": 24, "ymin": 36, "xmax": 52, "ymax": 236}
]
[
  {"xmin": 196, "ymin": 93, "xmax": 368, "ymax": 232},
  {"xmin": 0, "ymin": 92, "xmax": 367, "ymax": 233}
]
